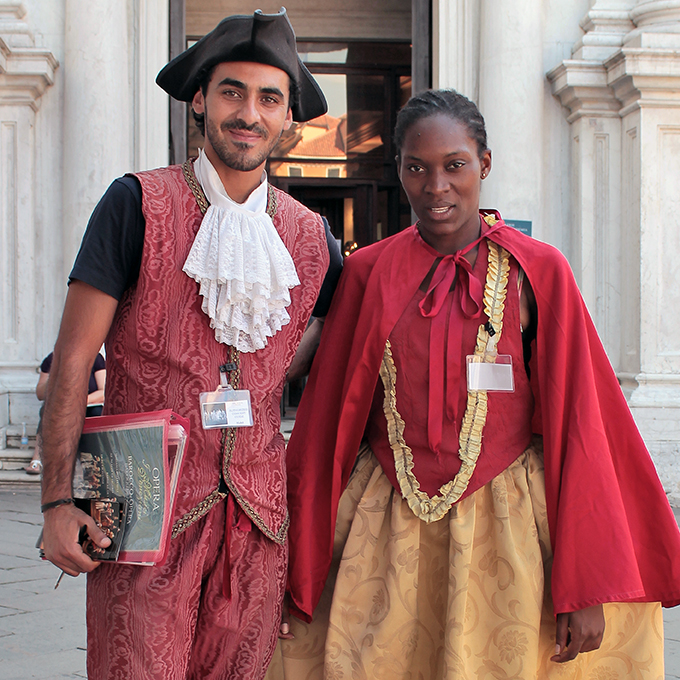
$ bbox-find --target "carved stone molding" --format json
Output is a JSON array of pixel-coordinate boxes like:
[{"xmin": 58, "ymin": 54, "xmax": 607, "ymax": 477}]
[
  {"xmin": 606, "ymin": 47, "xmax": 680, "ymax": 114},
  {"xmin": 573, "ymin": 5, "xmax": 635, "ymax": 61},
  {"xmin": 0, "ymin": 2, "xmax": 58, "ymax": 110},
  {"xmin": 548, "ymin": 2, "xmax": 633, "ymax": 120},
  {"xmin": 547, "ymin": 60, "xmax": 621, "ymax": 122},
  {"xmin": 631, "ymin": 0, "xmax": 680, "ymax": 30}
]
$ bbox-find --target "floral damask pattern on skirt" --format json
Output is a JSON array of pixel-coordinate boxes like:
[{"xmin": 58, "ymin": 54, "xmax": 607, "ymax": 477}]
[{"xmin": 266, "ymin": 439, "xmax": 663, "ymax": 680}]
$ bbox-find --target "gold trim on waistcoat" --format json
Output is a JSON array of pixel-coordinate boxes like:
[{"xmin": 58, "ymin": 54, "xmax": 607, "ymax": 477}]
[
  {"xmin": 379, "ymin": 237, "xmax": 511, "ymax": 523},
  {"xmin": 181, "ymin": 157, "xmax": 278, "ymax": 219}
]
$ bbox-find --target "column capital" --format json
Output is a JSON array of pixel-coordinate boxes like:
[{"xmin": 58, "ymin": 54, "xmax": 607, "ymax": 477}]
[
  {"xmin": 0, "ymin": 2, "xmax": 58, "ymax": 110},
  {"xmin": 573, "ymin": 3, "xmax": 635, "ymax": 61},
  {"xmin": 630, "ymin": 0, "xmax": 680, "ymax": 28},
  {"xmin": 606, "ymin": 46, "xmax": 680, "ymax": 113},
  {"xmin": 626, "ymin": 0, "xmax": 680, "ymax": 46},
  {"xmin": 547, "ymin": 59, "xmax": 621, "ymax": 122}
]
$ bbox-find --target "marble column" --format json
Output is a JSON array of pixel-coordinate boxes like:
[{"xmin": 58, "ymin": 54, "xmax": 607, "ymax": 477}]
[
  {"xmin": 432, "ymin": 0, "xmax": 481, "ymax": 101},
  {"xmin": 477, "ymin": 0, "xmax": 545, "ymax": 237},
  {"xmin": 0, "ymin": 3, "xmax": 57, "ymax": 430},
  {"xmin": 62, "ymin": 0, "xmax": 133, "ymax": 281},
  {"xmin": 608, "ymin": 0, "xmax": 680, "ymax": 500},
  {"xmin": 553, "ymin": 0, "xmax": 680, "ymax": 502},
  {"xmin": 547, "ymin": 1, "xmax": 634, "ymax": 368},
  {"xmin": 61, "ymin": 0, "xmax": 169, "ymax": 287}
]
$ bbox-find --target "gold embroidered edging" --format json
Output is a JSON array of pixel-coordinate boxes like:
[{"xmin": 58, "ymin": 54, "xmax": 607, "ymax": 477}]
[
  {"xmin": 217, "ymin": 335, "xmax": 289, "ymax": 545},
  {"xmin": 171, "ymin": 486, "xmax": 227, "ymax": 539},
  {"xmin": 266, "ymin": 184, "xmax": 278, "ymax": 219},
  {"xmin": 222, "ymin": 435, "xmax": 290, "ymax": 546},
  {"xmin": 182, "ymin": 158, "xmax": 209, "ymax": 215},
  {"xmin": 181, "ymin": 157, "xmax": 278, "ymax": 219},
  {"xmin": 380, "ymin": 239, "xmax": 511, "ymax": 522}
]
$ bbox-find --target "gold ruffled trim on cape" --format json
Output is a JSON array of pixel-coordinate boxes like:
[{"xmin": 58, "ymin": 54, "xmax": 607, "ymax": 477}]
[{"xmin": 379, "ymin": 236, "xmax": 511, "ymax": 522}]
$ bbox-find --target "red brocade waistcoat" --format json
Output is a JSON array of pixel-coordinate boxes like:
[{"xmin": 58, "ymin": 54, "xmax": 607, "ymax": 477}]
[{"xmin": 103, "ymin": 164, "xmax": 329, "ymax": 543}]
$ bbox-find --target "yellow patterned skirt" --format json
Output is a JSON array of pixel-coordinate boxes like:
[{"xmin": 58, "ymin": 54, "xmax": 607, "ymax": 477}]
[{"xmin": 266, "ymin": 440, "xmax": 663, "ymax": 680}]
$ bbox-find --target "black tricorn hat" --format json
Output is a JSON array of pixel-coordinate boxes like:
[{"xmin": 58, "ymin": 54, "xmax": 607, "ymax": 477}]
[{"xmin": 156, "ymin": 7, "xmax": 327, "ymax": 122}]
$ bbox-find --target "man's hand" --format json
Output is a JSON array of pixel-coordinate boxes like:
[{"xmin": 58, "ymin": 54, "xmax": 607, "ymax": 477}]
[
  {"xmin": 42, "ymin": 503, "xmax": 111, "ymax": 576},
  {"xmin": 551, "ymin": 604, "xmax": 605, "ymax": 663},
  {"xmin": 40, "ymin": 282, "xmax": 118, "ymax": 576}
]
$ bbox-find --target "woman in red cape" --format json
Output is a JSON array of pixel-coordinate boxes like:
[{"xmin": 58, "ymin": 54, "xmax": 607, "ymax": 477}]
[{"xmin": 269, "ymin": 90, "xmax": 680, "ymax": 679}]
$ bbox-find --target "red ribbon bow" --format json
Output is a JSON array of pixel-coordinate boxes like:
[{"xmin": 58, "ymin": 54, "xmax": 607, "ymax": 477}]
[{"xmin": 417, "ymin": 220, "xmax": 503, "ymax": 455}]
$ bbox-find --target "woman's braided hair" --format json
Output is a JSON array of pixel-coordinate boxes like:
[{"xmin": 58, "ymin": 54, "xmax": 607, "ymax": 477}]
[{"xmin": 394, "ymin": 89, "xmax": 488, "ymax": 159}]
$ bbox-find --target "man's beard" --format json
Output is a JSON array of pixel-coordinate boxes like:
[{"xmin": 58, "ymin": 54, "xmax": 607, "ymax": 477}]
[{"xmin": 205, "ymin": 115, "xmax": 282, "ymax": 172}]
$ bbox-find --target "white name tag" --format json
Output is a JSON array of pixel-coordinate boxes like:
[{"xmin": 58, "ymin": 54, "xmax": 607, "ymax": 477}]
[
  {"xmin": 200, "ymin": 387, "xmax": 254, "ymax": 429},
  {"xmin": 466, "ymin": 355, "xmax": 515, "ymax": 392}
]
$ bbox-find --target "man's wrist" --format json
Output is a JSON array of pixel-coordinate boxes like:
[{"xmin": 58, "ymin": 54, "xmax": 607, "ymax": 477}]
[{"xmin": 41, "ymin": 498, "xmax": 74, "ymax": 513}]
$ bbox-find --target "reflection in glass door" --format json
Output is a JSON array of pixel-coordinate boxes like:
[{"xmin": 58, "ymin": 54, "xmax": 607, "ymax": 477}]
[{"xmin": 266, "ymin": 41, "xmax": 411, "ymax": 248}]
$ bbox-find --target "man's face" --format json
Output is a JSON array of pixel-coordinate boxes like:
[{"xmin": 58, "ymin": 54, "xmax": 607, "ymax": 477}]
[{"xmin": 192, "ymin": 61, "xmax": 294, "ymax": 173}]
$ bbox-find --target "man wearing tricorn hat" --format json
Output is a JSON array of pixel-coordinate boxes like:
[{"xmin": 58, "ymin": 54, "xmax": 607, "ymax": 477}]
[{"xmin": 39, "ymin": 9, "xmax": 341, "ymax": 679}]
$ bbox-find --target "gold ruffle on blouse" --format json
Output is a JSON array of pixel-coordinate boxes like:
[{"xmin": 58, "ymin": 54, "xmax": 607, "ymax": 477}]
[{"xmin": 379, "ymin": 239, "xmax": 511, "ymax": 522}]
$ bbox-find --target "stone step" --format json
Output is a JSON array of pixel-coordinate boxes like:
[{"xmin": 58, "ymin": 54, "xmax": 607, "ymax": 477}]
[
  {"xmin": 0, "ymin": 468, "xmax": 41, "ymax": 486},
  {"xmin": 3, "ymin": 424, "xmax": 38, "ymax": 449},
  {"xmin": 0, "ymin": 447, "xmax": 40, "ymax": 486},
  {"xmin": 0, "ymin": 447, "xmax": 36, "ymax": 469}
]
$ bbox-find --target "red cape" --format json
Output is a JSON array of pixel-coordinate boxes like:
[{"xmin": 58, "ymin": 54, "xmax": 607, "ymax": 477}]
[{"xmin": 286, "ymin": 218, "xmax": 680, "ymax": 622}]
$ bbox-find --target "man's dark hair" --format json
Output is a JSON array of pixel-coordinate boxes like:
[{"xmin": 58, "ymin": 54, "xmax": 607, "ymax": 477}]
[
  {"xmin": 394, "ymin": 89, "xmax": 488, "ymax": 159},
  {"xmin": 192, "ymin": 63, "xmax": 301, "ymax": 137}
]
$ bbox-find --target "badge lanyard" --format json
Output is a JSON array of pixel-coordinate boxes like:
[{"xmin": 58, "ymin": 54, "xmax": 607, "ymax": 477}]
[{"xmin": 200, "ymin": 350, "xmax": 253, "ymax": 430}]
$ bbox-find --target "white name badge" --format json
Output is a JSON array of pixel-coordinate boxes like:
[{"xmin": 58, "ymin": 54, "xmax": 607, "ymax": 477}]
[
  {"xmin": 466, "ymin": 355, "xmax": 515, "ymax": 392},
  {"xmin": 200, "ymin": 387, "xmax": 254, "ymax": 429}
]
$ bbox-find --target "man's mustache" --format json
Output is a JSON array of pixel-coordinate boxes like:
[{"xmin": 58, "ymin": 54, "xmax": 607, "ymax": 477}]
[{"xmin": 222, "ymin": 119, "xmax": 268, "ymax": 139}]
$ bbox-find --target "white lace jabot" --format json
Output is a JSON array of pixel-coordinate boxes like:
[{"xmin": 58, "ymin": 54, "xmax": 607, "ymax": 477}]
[{"xmin": 182, "ymin": 149, "xmax": 300, "ymax": 353}]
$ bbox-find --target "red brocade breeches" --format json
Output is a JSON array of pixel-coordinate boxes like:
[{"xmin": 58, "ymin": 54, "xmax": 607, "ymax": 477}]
[{"xmin": 86, "ymin": 499, "xmax": 286, "ymax": 680}]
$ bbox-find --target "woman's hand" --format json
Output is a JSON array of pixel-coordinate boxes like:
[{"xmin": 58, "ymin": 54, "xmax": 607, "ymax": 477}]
[
  {"xmin": 279, "ymin": 594, "xmax": 295, "ymax": 640},
  {"xmin": 551, "ymin": 604, "xmax": 605, "ymax": 663}
]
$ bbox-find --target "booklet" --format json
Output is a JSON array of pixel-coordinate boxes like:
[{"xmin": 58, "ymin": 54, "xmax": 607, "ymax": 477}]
[{"xmin": 71, "ymin": 410, "xmax": 190, "ymax": 566}]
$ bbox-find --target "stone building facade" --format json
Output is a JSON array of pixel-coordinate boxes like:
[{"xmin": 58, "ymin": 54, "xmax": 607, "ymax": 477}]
[{"xmin": 1, "ymin": 0, "xmax": 680, "ymax": 499}]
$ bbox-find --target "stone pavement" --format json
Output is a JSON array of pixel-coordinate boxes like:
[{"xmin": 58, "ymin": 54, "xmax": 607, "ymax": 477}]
[{"xmin": 2, "ymin": 487, "xmax": 680, "ymax": 680}]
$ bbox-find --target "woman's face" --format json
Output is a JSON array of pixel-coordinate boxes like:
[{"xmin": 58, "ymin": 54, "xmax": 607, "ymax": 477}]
[{"xmin": 398, "ymin": 114, "xmax": 491, "ymax": 254}]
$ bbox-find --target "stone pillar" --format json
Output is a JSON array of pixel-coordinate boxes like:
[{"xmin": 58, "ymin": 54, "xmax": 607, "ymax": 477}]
[
  {"xmin": 477, "ymin": 0, "xmax": 545, "ymax": 236},
  {"xmin": 135, "ymin": 0, "xmax": 170, "ymax": 172},
  {"xmin": 608, "ymin": 0, "xmax": 680, "ymax": 500},
  {"xmin": 547, "ymin": 1, "xmax": 634, "ymax": 367},
  {"xmin": 432, "ymin": 0, "xmax": 481, "ymax": 101},
  {"xmin": 61, "ymin": 0, "xmax": 169, "ymax": 284},
  {"xmin": 551, "ymin": 0, "xmax": 680, "ymax": 502},
  {"xmin": 0, "ymin": 2, "xmax": 57, "ymax": 430},
  {"xmin": 62, "ymin": 0, "xmax": 133, "ymax": 280}
]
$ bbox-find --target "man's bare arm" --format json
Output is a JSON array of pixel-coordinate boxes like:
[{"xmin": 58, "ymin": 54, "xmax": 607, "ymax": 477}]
[
  {"xmin": 287, "ymin": 318, "xmax": 324, "ymax": 383},
  {"xmin": 35, "ymin": 370, "xmax": 49, "ymax": 401},
  {"xmin": 41, "ymin": 281, "xmax": 119, "ymax": 575}
]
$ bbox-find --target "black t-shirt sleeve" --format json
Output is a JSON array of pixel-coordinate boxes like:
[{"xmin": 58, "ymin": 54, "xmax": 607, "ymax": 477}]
[
  {"xmin": 69, "ymin": 176, "xmax": 145, "ymax": 300},
  {"xmin": 312, "ymin": 217, "xmax": 343, "ymax": 318},
  {"xmin": 93, "ymin": 353, "xmax": 106, "ymax": 372},
  {"xmin": 40, "ymin": 353, "xmax": 54, "ymax": 374}
]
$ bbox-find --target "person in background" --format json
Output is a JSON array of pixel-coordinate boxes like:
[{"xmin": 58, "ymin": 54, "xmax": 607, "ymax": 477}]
[
  {"xmin": 24, "ymin": 351, "xmax": 105, "ymax": 475},
  {"xmin": 276, "ymin": 89, "xmax": 680, "ymax": 679}
]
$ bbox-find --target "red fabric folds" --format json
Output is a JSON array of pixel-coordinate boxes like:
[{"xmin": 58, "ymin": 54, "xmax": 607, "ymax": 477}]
[{"xmin": 285, "ymin": 214, "xmax": 680, "ymax": 623}]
